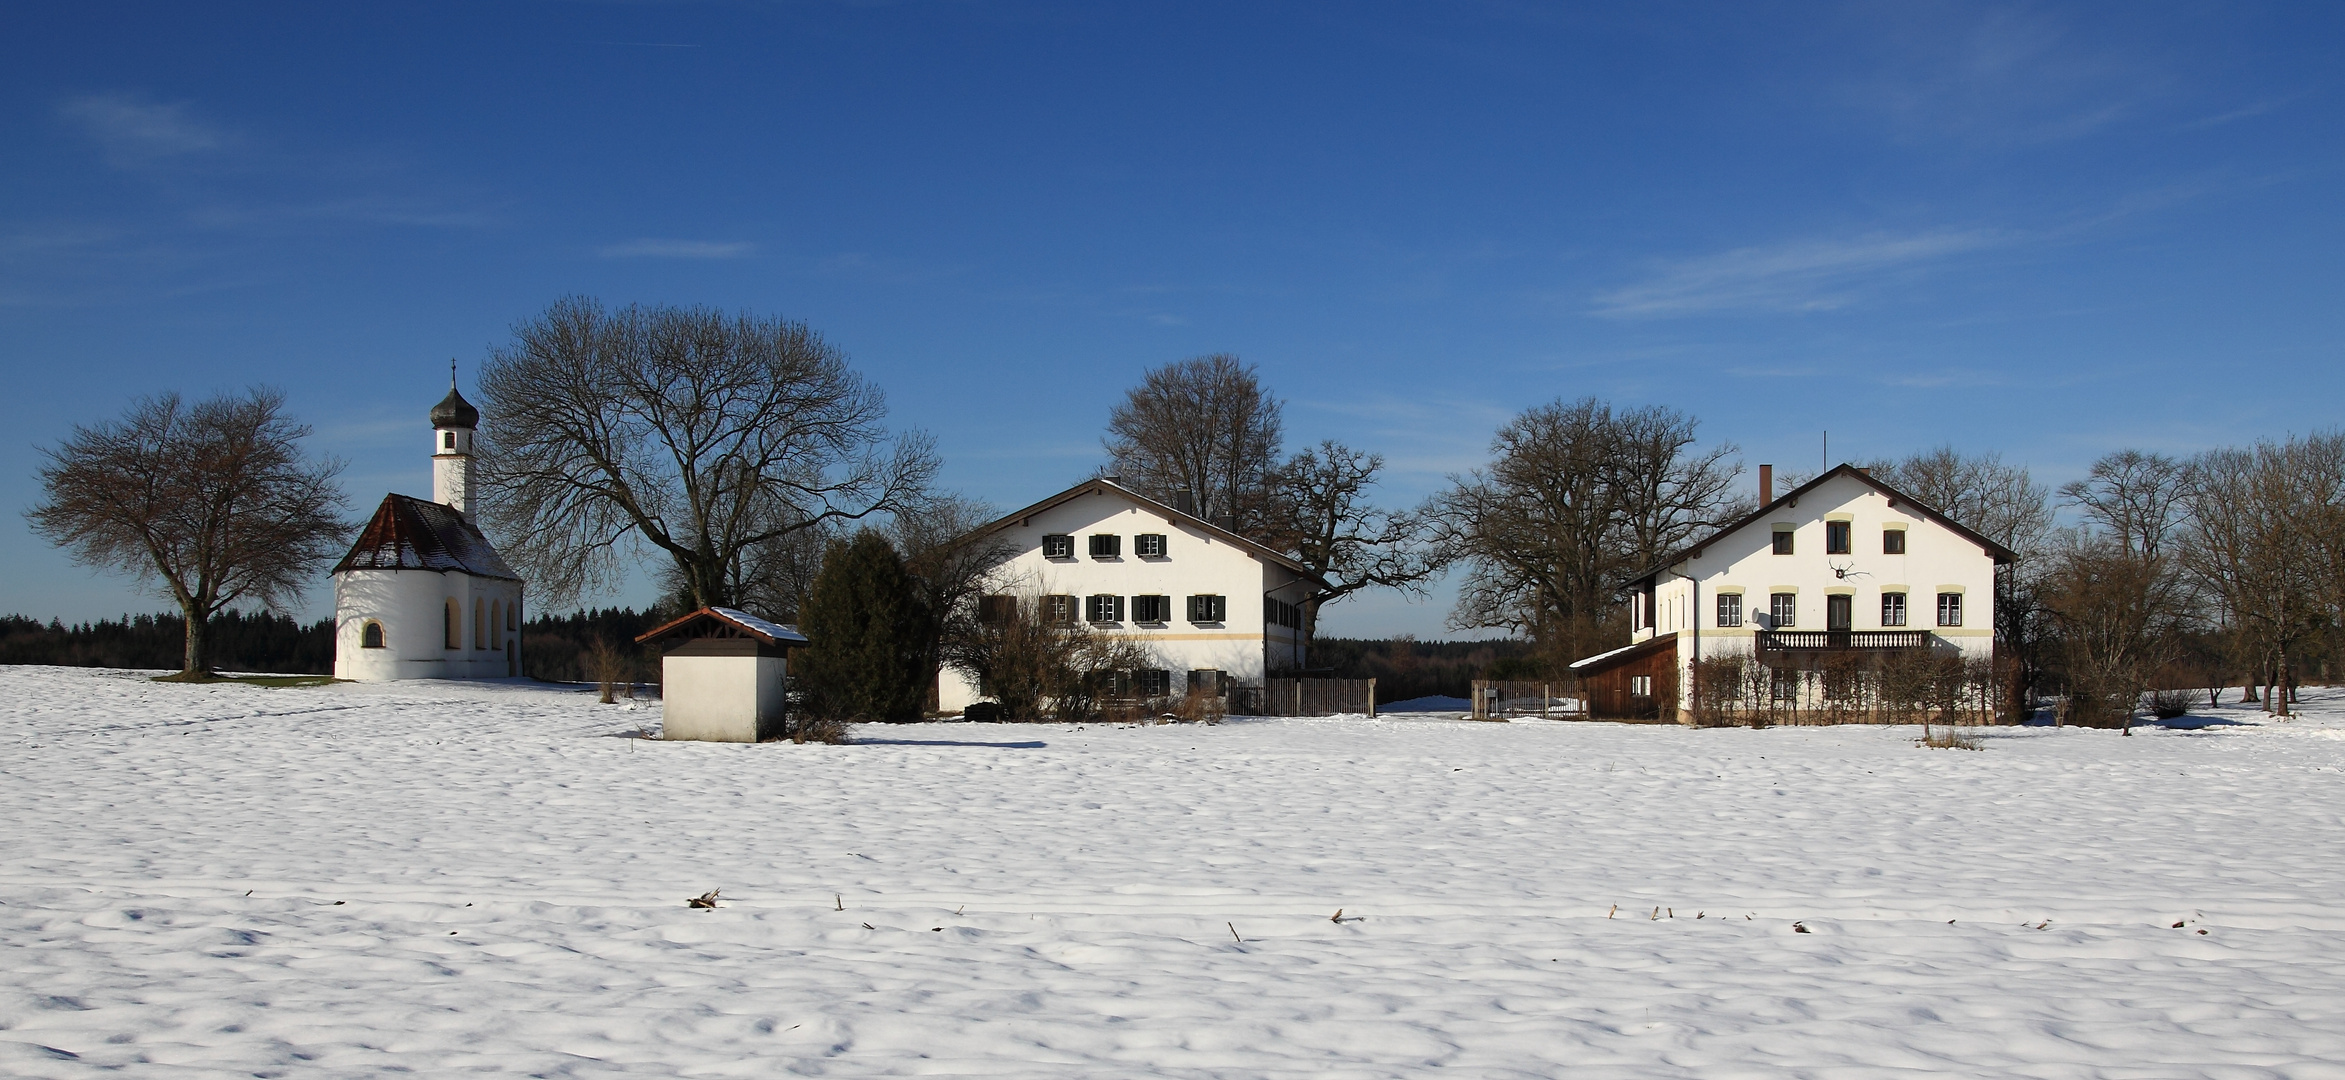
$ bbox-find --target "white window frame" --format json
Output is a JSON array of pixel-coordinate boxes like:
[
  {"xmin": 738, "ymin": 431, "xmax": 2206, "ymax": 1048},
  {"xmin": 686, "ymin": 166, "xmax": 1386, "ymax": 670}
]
[
  {"xmin": 1937, "ymin": 592, "xmax": 1963, "ymax": 627},
  {"xmin": 1769, "ymin": 593, "xmax": 1796, "ymax": 628},
  {"xmin": 1716, "ymin": 593, "xmax": 1742, "ymax": 627},
  {"xmin": 1882, "ymin": 592, "xmax": 1908, "ymax": 628}
]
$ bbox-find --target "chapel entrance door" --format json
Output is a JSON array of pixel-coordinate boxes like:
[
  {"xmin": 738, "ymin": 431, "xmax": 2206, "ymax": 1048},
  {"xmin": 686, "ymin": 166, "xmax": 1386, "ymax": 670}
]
[{"xmin": 505, "ymin": 640, "xmax": 516, "ymax": 677}]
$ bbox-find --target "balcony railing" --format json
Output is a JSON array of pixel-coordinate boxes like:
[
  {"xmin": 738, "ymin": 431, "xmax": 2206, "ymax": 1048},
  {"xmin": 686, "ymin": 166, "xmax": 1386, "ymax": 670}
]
[{"xmin": 1757, "ymin": 630, "xmax": 1932, "ymax": 651}]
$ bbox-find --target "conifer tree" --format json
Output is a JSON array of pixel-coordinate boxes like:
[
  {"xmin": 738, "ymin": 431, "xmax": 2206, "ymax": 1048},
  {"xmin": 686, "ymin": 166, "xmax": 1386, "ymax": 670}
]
[{"xmin": 794, "ymin": 530, "xmax": 931, "ymax": 722}]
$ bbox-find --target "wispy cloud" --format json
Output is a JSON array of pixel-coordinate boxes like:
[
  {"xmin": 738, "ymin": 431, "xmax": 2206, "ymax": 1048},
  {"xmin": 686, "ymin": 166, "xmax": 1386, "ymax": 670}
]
[
  {"xmin": 2180, "ymin": 96, "xmax": 2296, "ymax": 131},
  {"xmin": 1592, "ymin": 229, "xmax": 2005, "ymax": 318},
  {"xmin": 1832, "ymin": 6, "xmax": 2162, "ymax": 146},
  {"xmin": 58, "ymin": 93, "xmax": 230, "ymax": 164},
  {"xmin": 598, "ymin": 239, "xmax": 756, "ymax": 259}
]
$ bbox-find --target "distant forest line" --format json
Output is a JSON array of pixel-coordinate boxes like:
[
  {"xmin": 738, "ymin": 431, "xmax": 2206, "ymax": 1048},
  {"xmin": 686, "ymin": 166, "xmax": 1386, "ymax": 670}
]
[{"xmin": 0, "ymin": 611, "xmax": 1529, "ymax": 703}]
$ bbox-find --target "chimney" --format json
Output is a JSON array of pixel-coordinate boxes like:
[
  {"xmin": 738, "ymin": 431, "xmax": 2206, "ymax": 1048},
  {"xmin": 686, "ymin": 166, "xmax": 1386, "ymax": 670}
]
[
  {"xmin": 1759, "ymin": 464, "xmax": 1773, "ymax": 505},
  {"xmin": 1173, "ymin": 490, "xmax": 1196, "ymax": 515}
]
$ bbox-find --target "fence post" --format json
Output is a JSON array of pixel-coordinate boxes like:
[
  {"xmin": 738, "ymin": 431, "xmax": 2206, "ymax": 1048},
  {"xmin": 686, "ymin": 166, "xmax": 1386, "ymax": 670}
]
[{"xmin": 1367, "ymin": 677, "xmax": 1377, "ymax": 718}]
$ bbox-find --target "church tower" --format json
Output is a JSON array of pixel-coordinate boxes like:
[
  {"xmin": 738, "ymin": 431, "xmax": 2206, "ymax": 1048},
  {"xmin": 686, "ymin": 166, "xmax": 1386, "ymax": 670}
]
[{"xmin": 430, "ymin": 374, "xmax": 479, "ymax": 521}]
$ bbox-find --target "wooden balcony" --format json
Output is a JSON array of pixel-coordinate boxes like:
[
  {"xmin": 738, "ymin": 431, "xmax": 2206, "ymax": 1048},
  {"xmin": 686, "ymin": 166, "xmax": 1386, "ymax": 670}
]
[{"xmin": 1757, "ymin": 630, "xmax": 1932, "ymax": 651}]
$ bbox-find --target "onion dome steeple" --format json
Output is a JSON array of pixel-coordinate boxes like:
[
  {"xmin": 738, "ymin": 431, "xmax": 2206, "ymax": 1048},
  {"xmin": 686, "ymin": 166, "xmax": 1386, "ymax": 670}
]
[{"xmin": 430, "ymin": 386, "xmax": 479, "ymax": 430}]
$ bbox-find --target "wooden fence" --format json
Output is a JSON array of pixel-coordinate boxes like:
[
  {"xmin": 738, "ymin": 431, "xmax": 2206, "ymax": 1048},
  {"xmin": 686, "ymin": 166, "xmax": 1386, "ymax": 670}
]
[
  {"xmin": 1238, "ymin": 677, "xmax": 1378, "ymax": 717},
  {"xmin": 1469, "ymin": 680, "xmax": 1585, "ymax": 720}
]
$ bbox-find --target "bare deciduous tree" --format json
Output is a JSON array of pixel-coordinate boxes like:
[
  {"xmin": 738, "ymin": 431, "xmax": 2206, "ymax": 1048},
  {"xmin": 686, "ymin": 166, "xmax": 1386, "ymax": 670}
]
[
  {"xmin": 1104, "ymin": 353, "xmax": 1283, "ymax": 532},
  {"xmin": 477, "ymin": 297, "xmax": 937, "ymax": 610},
  {"xmin": 1868, "ymin": 447, "xmax": 2054, "ymax": 720},
  {"xmin": 1431, "ymin": 398, "xmax": 1742, "ymax": 665},
  {"xmin": 27, "ymin": 389, "xmax": 349, "ymax": 677},
  {"xmin": 893, "ymin": 492, "xmax": 1020, "ymax": 703},
  {"xmin": 2042, "ymin": 531, "xmax": 2187, "ymax": 732},
  {"xmin": 1261, "ymin": 440, "xmax": 1439, "ymax": 644},
  {"xmin": 940, "ymin": 589, "xmax": 1158, "ymax": 722},
  {"xmin": 2179, "ymin": 438, "xmax": 2336, "ymax": 716}
]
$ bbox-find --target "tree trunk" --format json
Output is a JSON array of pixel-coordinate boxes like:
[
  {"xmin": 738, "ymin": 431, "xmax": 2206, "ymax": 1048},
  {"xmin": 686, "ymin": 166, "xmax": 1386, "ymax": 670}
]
[
  {"xmin": 181, "ymin": 608, "xmax": 209, "ymax": 675},
  {"xmin": 2276, "ymin": 651, "xmax": 2292, "ymax": 717}
]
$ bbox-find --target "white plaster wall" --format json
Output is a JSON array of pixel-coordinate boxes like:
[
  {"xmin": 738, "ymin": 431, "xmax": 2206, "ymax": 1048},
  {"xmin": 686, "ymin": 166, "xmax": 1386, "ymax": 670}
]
[
  {"xmin": 938, "ymin": 488, "xmax": 1311, "ymax": 713},
  {"xmin": 334, "ymin": 569, "xmax": 521, "ymax": 682},
  {"xmin": 662, "ymin": 654, "xmax": 786, "ymax": 742}
]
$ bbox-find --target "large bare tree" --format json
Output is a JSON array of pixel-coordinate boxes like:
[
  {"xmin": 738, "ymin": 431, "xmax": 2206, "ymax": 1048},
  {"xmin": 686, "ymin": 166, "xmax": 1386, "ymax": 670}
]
[
  {"xmin": 1104, "ymin": 353, "xmax": 1283, "ymax": 533},
  {"xmin": 1432, "ymin": 398, "xmax": 1741, "ymax": 665},
  {"xmin": 477, "ymin": 298, "xmax": 937, "ymax": 610},
  {"xmin": 27, "ymin": 389, "xmax": 349, "ymax": 677},
  {"xmin": 1261, "ymin": 440, "xmax": 1439, "ymax": 644}
]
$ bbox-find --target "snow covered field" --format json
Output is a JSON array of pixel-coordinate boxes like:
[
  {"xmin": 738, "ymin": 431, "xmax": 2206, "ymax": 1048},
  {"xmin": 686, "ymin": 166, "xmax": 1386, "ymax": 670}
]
[{"xmin": 5, "ymin": 665, "xmax": 2345, "ymax": 1078}]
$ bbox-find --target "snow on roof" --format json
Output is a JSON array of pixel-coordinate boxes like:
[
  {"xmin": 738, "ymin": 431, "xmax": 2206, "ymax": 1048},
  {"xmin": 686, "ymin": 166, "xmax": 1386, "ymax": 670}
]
[
  {"xmin": 1567, "ymin": 634, "xmax": 1678, "ymax": 671},
  {"xmin": 331, "ymin": 494, "xmax": 519, "ymax": 580},
  {"xmin": 1568, "ymin": 641, "xmax": 1646, "ymax": 670},
  {"xmin": 709, "ymin": 607, "xmax": 808, "ymax": 644}
]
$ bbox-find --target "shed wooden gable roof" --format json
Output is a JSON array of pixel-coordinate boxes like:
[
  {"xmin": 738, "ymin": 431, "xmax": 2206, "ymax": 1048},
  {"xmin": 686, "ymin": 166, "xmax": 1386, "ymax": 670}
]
[
  {"xmin": 330, "ymin": 494, "xmax": 519, "ymax": 580},
  {"xmin": 635, "ymin": 606, "xmax": 808, "ymax": 648}
]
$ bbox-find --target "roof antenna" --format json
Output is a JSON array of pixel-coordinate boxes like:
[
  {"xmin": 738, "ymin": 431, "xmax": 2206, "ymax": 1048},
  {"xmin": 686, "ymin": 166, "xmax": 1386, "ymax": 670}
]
[{"xmin": 1822, "ymin": 430, "xmax": 1828, "ymax": 472}]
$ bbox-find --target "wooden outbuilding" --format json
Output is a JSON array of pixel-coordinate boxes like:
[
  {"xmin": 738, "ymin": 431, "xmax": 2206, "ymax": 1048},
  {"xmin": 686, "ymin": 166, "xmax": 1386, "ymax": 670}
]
[
  {"xmin": 635, "ymin": 607, "xmax": 808, "ymax": 742},
  {"xmin": 1568, "ymin": 633, "xmax": 1680, "ymax": 721}
]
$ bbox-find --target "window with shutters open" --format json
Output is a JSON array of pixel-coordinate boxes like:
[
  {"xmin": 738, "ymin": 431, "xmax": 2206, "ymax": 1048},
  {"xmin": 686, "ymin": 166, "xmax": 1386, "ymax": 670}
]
[
  {"xmin": 1043, "ymin": 594, "xmax": 1076, "ymax": 626},
  {"xmin": 1089, "ymin": 534, "xmax": 1121, "ymax": 559},
  {"xmin": 1042, "ymin": 534, "xmax": 1073, "ymax": 559},
  {"xmin": 1186, "ymin": 594, "xmax": 1226, "ymax": 622},
  {"xmin": 1132, "ymin": 595, "xmax": 1169, "ymax": 623},
  {"xmin": 1135, "ymin": 533, "xmax": 1166, "ymax": 558},
  {"xmin": 1086, "ymin": 594, "xmax": 1123, "ymax": 623}
]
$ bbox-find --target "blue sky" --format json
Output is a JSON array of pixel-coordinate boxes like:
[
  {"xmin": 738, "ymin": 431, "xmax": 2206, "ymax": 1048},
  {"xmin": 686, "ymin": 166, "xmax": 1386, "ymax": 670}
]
[{"xmin": 4, "ymin": 2, "xmax": 2340, "ymax": 637}]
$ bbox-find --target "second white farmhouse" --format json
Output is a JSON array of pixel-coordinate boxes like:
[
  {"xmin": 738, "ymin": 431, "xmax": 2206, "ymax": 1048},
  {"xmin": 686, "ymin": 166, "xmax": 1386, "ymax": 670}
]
[{"xmin": 938, "ymin": 477, "xmax": 1328, "ymax": 713}]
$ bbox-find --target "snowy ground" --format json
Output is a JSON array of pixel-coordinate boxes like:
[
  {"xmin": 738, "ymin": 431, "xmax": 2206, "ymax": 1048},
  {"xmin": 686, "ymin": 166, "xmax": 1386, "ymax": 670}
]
[{"xmin": 5, "ymin": 666, "xmax": 2345, "ymax": 1078}]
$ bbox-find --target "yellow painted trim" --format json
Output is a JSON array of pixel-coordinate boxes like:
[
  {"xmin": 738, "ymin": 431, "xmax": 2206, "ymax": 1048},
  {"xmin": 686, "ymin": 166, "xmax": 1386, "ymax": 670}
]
[
  {"xmin": 1936, "ymin": 584, "xmax": 1968, "ymax": 594},
  {"xmin": 1769, "ymin": 586, "xmax": 1799, "ymax": 594},
  {"xmin": 1825, "ymin": 512, "xmax": 1855, "ymax": 522},
  {"xmin": 1824, "ymin": 586, "xmax": 1855, "ymax": 596},
  {"xmin": 1712, "ymin": 585, "xmax": 1745, "ymax": 594}
]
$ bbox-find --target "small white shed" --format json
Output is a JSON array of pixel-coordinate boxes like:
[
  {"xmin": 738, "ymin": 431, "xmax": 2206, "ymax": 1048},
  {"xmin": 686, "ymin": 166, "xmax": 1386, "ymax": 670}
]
[{"xmin": 635, "ymin": 607, "xmax": 808, "ymax": 743}]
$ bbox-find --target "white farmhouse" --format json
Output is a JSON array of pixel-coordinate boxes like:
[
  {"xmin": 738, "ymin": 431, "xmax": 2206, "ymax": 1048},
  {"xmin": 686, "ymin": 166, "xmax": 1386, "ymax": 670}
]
[
  {"xmin": 937, "ymin": 477, "xmax": 1328, "ymax": 713},
  {"xmin": 329, "ymin": 383, "xmax": 525, "ymax": 682},
  {"xmin": 1571, "ymin": 463, "xmax": 2014, "ymax": 722}
]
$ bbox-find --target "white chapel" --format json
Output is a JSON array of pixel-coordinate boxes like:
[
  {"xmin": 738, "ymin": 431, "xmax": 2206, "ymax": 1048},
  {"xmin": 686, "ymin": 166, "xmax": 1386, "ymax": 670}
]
[{"xmin": 330, "ymin": 381, "xmax": 525, "ymax": 681}]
